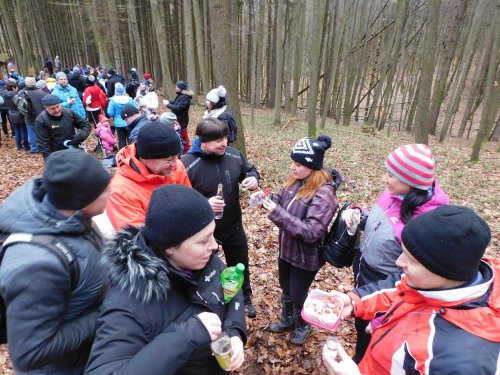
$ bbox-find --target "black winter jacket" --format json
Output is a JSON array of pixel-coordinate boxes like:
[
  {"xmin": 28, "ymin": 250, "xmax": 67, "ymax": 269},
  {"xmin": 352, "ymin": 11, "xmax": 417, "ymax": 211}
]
[
  {"xmin": 105, "ymin": 75, "xmax": 121, "ymax": 98},
  {"xmin": 182, "ymin": 143, "xmax": 260, "ymax": 232},
  {"xmin": 3, "ymin": 90, "xmax": 25, "ymax": 124},
  {"xmin": 17, "ymin": 86, "xmax": 48, "ymax": 124},
  {"xmin": 0, "ymin": 178, "xmax": 108, "ymax": 374},
  {"xmin": 167, "ymin": 90, "xmax": 193, "ymax": 128},
  {"xmin": 85, "ymin": 227, "xmax": 247, "ymax": 375},
  {"xmin": 69, "ymin": 74, "xmax": 86, "ymax": 96},
  {"xmin": 35, "ymin": 108, "xmax": 91, "ymax": 160}
]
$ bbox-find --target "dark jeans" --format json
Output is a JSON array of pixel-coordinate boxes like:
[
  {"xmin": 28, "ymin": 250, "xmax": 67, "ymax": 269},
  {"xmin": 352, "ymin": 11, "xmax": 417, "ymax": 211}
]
[
  {"xmin": 0, "ymin": 110, "xmax": 9, "ymax": 135},
  {"xmin": 215, "ymin": 222, "xmax": 253, "ymax": 304},
  {"xmin": 13, "ymin": 123, "xmax": 30, "ymax": 150},
  {"xmin": 278, "ymin": 258, "xmax": 318, "ymax": 309},
  {"xmin": 116, "ymin": 127, "xmax": 128, "ymax": 149}
]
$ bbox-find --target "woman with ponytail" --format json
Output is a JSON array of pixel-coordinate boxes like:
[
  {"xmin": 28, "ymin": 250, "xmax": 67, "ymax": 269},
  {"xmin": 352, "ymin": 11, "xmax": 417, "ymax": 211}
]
[
  {"xmin": 343, "ymin": 144, "xmax": 449, "ymax": 362},
  {"xmin": 252, "ymin": 135, "xmax": 339, "ymax": 345}
]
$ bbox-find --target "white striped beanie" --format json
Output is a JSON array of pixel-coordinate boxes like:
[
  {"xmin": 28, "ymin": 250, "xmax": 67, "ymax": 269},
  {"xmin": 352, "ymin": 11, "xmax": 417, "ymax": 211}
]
[{"xmin": 385, "ymin": 144, "xmax": 435, "ymax": 190}]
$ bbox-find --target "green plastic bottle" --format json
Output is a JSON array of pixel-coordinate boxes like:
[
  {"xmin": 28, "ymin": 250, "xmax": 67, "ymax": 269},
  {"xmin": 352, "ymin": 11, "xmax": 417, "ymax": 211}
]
[{"xmin": 221, "ymin": 263, "xmax": 245, "ymax": 303}]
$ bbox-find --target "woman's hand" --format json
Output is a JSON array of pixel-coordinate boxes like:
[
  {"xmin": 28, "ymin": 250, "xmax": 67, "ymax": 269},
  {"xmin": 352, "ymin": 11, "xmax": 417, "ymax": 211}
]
[
  {"xmin": 323, "ymin": 342, "xmax": 361, "ymax": 375},
  {"xmin": 329, "ymin": 291, "xmax": 354, "ymax": 319},
  {"xmin": 262, "ymin": 197, "xmax": 277, "ymax": 213},
  {"xmin": 197, "ymin": 312, "xmax": 222, "ymax": 341},
  {"xmin": 341, "ymin": 208, "xmax": 361, "ymax": 229},
  {"xmin": 228, "ymin": 336, "xmax": 245, "ymax": 371},
  {"xmin": 241, "ymin": 176, "xmax": 258, "ymax": 191}
]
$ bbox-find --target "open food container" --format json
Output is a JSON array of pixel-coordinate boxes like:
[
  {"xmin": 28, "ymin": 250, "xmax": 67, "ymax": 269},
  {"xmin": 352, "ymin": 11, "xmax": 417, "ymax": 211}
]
[{"xmin": 301, "ymin": 288, "xmax": 344, "ymax": 331}]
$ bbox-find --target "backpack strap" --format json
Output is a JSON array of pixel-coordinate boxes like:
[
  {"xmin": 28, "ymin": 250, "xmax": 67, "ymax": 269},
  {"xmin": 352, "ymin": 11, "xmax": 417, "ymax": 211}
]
[{"xmin": 1, "ymin": 233, "xmax": 80, "ymax": 290}]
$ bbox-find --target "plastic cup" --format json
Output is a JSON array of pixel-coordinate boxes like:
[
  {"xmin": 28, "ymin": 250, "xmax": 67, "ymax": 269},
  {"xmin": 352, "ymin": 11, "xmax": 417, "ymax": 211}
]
[
  {"xmin": 325, "ymin": 337, "xmax": 339, "ymax": 358},
  {"xmin": 211, "ymin": 334, "xmax": 232, "ymax": 370}
]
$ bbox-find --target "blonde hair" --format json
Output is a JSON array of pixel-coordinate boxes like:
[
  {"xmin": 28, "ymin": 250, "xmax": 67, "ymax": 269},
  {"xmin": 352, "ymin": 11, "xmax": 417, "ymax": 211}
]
[{"xmin": 283, "ymin": 168, "xmax": 332, "ymax": 201}]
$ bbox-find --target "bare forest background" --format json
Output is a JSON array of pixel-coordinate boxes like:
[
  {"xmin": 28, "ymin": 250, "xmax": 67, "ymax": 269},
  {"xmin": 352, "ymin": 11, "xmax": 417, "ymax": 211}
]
[{"xmin": 0, "ymin": 0, "xmax": 499, "ymax": 159}]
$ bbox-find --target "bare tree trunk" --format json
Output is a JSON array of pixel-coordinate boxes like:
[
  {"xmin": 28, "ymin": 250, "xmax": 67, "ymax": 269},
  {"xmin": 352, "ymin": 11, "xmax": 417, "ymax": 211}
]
[
  {"xmin": 192, "ymin": 0, "xmax": 209, "ymax": 95},
  {"xmin": 306, "ymin": 0, "xmax": 327, "ymax": 136},
  {"xmin": 414, "ymin": 0, "xmax": 441, "ymax": 144},
  {"xmin": 183, "ymin": 0, "xmax": 198, "ymax": 104},
  {"xmin": 428, "ymin": 0, "xmax": 465, "ymax": 135},
  {"xmin": 150, "ymin": 0, "xmax": 175, "ymax": 97},
  {"xmin": 290, "ymin": 0, "xmax": 304, "ymax": 116},
  {"xmin": 85, "ymin": 0, "xmax": 112, "ymax": 68},
  {"xmin": 209, "ymin": 0, "xmax": 246, "ymax": 156},
  {"xmin": 439, "ymin": 1, "xmax": 487, "ymax": 142},
  {"xmin": 273, "ymin": 0, "xmax": 284, "ymax": 125},
  {"xmin": 254, "ymin": 0, "xmax": 266, "ymax": 107},
  {"xmin": 128, "ymin": 0, "xmax": 144, "ymax": 73},
  {"xmin": 471, "ymin": 7, "xmax": 500, "ymax": 161}
]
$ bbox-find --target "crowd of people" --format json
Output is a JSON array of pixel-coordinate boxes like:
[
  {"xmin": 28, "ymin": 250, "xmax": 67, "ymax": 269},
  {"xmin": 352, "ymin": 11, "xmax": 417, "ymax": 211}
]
[{"xmin": 0, "ymin": 57, "xmax": 498, "ymax": 375}]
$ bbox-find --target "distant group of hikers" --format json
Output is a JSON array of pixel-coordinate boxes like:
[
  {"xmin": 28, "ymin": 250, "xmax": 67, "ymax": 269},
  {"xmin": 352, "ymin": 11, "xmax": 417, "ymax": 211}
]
[{"xmin": 0, "ymin": 57, "xmax": 498, "ymax": 375}]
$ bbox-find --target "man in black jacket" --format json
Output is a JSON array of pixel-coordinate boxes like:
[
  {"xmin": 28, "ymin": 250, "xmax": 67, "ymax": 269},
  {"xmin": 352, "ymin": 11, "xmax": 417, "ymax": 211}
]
[
  {"xmin": 165, "ymin": 80, "xmax": 193, "ymax": 153},
  {"xmin": 35, "ymin": 94, "xmax": 90, "ymax": 161},
  {"xmin": 17, "ymin": 76, "xmax": 48, "ymax": 153},
  {"xmin": 68, "ymin": 67, "xmax": 86, "ymax": 99},
  {"xmin": 105, "ymin": 68, "xmax": 121, "ymax": 98},
  {"xmin": 182, "ymin": 118, "xmax": 260, "ymax": 318}
]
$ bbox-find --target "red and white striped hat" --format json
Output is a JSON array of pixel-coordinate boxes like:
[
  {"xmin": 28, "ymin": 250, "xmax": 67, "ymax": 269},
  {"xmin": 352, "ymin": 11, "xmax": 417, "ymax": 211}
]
[{"xmin": 385, "ymin": 144, "xmax": 435, "ymax": 190}]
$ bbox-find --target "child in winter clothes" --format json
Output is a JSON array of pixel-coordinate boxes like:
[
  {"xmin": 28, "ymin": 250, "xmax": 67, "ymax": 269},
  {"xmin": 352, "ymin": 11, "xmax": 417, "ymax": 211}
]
[{"xmin": 95, "ymin": 115, "xmax": 116, "ymax": 156}]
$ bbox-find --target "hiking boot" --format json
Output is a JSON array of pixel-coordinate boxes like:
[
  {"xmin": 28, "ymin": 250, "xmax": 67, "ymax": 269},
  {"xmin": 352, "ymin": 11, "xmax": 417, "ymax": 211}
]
[
  {"xmin": 245, "ymin": 303, "xmax": 257, "ymax": 318},
  {"xmin": 270, "ymin": 298, "xmax": 294, "ymax": 333},
  {"xmin": 290, "ymin": 306, "xmax": 312, "ymax": 345}
]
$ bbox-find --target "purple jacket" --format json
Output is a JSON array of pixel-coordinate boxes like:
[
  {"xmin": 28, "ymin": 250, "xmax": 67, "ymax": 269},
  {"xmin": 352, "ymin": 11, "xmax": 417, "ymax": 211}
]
[{"xmin": 268, "ymin": 181, "xmax": 338, "ymax": 271}]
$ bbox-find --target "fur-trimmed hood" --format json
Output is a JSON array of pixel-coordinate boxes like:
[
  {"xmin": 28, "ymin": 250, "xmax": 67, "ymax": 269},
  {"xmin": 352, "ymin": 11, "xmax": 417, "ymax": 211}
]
[{"xmin": 101, "ymin": 226, "xmax": 172, "ymax": 304}]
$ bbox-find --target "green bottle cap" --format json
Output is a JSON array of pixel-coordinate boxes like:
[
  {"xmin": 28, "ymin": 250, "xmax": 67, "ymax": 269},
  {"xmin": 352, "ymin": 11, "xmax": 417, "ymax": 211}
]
[{"xmin": 235, "ymin": 263, "xmax": 245, "ymax": 273}]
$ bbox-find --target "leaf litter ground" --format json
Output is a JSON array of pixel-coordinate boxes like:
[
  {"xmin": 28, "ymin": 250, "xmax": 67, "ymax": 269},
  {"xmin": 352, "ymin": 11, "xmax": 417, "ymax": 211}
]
[{"xmin": 0, "ymin": 105, "xmax": 498, "ymax": 374}]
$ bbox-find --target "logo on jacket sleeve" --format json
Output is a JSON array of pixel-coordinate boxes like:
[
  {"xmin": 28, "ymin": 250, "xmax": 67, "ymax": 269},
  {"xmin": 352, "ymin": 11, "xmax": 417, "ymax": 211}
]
[{"xmin": 205, "ymin": 269, "xmax": 216, "ymax": 282}]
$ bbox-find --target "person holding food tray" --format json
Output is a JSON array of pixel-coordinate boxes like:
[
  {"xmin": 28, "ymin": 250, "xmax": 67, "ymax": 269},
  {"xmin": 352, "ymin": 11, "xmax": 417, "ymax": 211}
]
[
  {"xmin": 251, "ymin": 135, "xmax": 339, "ymax": 345},
  {"xmin": 342, "ymin": 144, "xmax": 449, "ymax": 362},
  {"xmin": 322, "ymin": 206, "xmax": 499, "ymax": 375}
]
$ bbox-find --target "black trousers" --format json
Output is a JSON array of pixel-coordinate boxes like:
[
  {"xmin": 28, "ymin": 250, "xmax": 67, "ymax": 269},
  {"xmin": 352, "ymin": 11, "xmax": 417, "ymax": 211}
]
[
  {"xmin": 278, "ymin": 258, "xmax": 318, "ymax": 309},
  {"xmin": 87, "ymin": 110, "xmax": 101, "ymax": 128},
  {"xmin": 352, "ymin": 252, "xmax": 389, "ymax": 363},
  {"xmin": 215, "ymin": 222, "xmax": 253, "ymax": 304},
  {"xmin": 1, "ymin": 110, "xmax": 9, "ymax": 135},
  {"xmin": 116, "ymin": 127, "xmax": 128, "ymax": 150}
]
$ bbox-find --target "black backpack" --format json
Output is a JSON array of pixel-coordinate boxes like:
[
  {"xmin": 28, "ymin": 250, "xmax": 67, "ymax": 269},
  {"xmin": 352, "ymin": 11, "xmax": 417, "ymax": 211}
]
[
  {"xmin": 16, "ymin": 91, "xmax": 34, "ymax": 117},
  {"xmin": 0, "ymin": 233, "xmax": 79, "ymax": 344}
]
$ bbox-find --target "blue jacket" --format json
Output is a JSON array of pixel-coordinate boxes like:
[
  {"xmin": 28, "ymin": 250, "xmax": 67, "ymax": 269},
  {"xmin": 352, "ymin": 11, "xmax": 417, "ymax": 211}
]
[
  {"xmin": 86, "ymin": 227, "xmax": 246, "ymax": 375},
  {"xmin": 51, "ymin": 83, "xmax": 86, "ymax": 120},
  {"xmin": 0, "ymin": 178, "xmax": 108, "ymax": 374},
  {"xmin": 106, "ymin": 96, "xmax": 137, "ymax": 128}
]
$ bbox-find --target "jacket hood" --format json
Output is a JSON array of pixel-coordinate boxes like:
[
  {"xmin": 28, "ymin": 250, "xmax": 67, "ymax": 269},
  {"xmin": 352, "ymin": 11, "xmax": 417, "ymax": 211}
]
[
  {"xmin": 115, "ymin": 143, "xmax": 175, "ymax": 185},
  {"xmin": 180, "ymin": 90, "xmax": 194, "ymax": 97},
  {"xmin": 101, "ymin": 226, "xmax": 172, "ymax": 303},
  {"xmin": 0, "ymin": 178, "xmax": 91, "ymax": 235}
]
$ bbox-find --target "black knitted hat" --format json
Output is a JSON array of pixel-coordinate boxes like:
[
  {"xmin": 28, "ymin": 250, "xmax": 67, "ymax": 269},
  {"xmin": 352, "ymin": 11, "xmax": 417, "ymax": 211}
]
[
  {"xmin": 136, "ymin": 122, "xmax": 181, "ymax": 159},
  {"xmin": 290, "ymin": 135, "xmax": 332, "ymax": 170},
  {"xmin": 402, "ymin": 206, "xmax": 491, "ymax": 282},
  {"xmin": 145, "ymin": 184, "xmax": 214, "ymax": 251},
  {"xmin": 42, "ymin": 149, "xmax": 111, "ymax": 210},
  {"xmin": 176, "ymin": 80, "xmax": 187, "ymax": 90},
  {"xmin": 121, "ymin": 104, "xmax": 139, "ymax": 120}
]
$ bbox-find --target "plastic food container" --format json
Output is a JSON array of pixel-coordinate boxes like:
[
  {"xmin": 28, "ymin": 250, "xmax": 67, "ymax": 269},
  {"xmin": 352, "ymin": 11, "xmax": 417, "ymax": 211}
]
[{"xmin": 301, "ymin": 289, "xmax": 344, "ymax": 331}]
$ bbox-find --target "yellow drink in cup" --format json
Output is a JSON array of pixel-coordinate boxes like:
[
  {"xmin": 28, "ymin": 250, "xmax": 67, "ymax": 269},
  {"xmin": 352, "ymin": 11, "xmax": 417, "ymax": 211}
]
[{"xmin": 211, "ymin": 334, "xmax": 232, "ymax": 370}]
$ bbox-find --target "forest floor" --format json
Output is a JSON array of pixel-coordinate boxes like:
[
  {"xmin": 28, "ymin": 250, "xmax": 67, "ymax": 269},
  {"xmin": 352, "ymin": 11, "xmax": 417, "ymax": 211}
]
[{"xmin": 0, "ymin": 104, "xmax": 498, "ymax": 374}]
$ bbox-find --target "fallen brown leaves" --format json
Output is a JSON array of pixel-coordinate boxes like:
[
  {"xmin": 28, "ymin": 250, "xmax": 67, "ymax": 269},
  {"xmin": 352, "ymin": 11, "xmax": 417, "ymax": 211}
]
[{"xmin": 0, "ymin": 105, "xmax": 498, "ymax": 374}]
